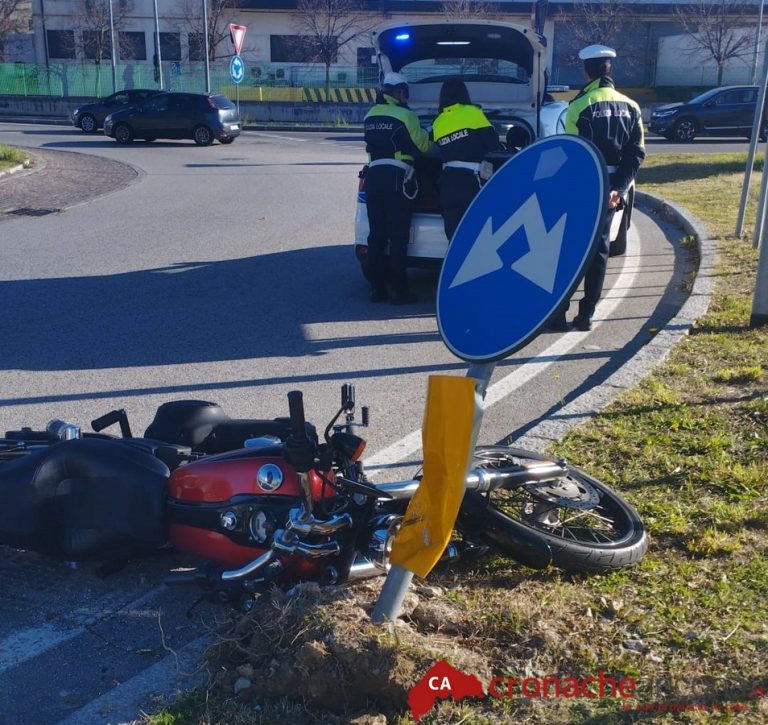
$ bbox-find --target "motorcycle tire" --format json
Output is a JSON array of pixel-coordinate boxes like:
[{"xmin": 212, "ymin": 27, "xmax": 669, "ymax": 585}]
[{"xmin": 466, "ymin": 446, "xmax": 648, "ymax": 573}]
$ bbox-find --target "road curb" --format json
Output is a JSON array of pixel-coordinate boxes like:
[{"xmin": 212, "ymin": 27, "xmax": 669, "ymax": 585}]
[
  {"xmin": 0, "ymin": 162, "xmax": 26, "ymax": 179},
  {"xmin": 515, "ymin": 191, "xmax": 716, "ymax": 452}
]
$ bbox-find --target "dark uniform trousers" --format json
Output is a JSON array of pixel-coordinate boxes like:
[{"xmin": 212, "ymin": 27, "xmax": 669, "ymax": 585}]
[
  {"xmin": 581, "ymin": 206, "xmax": 616, "ymax": 320},
  {"xmin": 438, "ymin": 168, "xmax": 481, "ymax": 242},
  {"xmin": 364, "ymin": 164, "xmax": 413, "ymax": 295}
]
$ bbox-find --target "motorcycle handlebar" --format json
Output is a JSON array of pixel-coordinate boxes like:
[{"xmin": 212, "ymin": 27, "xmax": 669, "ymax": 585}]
[{"xmin": 287, "ymin": 390, "xmax": 307, "ymax": 443}]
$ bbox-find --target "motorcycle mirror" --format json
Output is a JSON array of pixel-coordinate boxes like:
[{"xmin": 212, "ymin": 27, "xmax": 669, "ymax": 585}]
[{"xmin": 341, "ymin": 383, "xmax": 355, "ymax": 412}]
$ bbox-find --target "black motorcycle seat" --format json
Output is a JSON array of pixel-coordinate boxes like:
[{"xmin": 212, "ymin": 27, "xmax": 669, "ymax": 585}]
[
  {"xmin": 144, "ymin": 400, "xmax": 317, "ymax": 453},
  {"xmin": 0, "ymin": 437, "xmax": 169, "ymax": 560}
]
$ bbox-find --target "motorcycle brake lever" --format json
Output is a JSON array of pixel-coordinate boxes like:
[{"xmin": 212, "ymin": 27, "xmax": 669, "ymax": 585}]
[{"xmin": 336, "ymin": 476, "xmax": 393, "ymax": 499}]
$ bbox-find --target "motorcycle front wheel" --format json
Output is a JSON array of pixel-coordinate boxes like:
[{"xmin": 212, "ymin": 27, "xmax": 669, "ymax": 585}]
[{"xmin": 466, "ymin": 446, "xmax": 648, "ymax": 573}]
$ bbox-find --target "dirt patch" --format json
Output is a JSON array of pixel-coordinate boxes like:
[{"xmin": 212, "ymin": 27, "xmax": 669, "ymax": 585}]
[{"xmin": 204, "ymin": 580, "xmax": 493, "ymax": 718}]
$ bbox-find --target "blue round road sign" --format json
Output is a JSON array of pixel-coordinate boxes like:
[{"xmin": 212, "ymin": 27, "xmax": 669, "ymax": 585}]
[
  {"xmin": 437, "ymin": 135, "xmax": 608, "ymax": 363},
  {"xmin": 230, "ymin": 54, "xmax": 245, "ymax": 84}
]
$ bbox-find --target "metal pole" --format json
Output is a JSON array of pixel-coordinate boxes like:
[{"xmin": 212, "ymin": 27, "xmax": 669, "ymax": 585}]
[
  {"xmin": 736, "ymin": 40, "xmax": 768, "ymax": 238},
  {"xmin": 753, "ymin": 0, "xmax": 765, "ymax": 84},
  {"xmin": 371, "ymin": 362, "xmax": 495, "ymax": 624},
  {"xmin": 202, "ymin": 0, "xmax": 211, "ymax": 94},
  {"xmin": 751, "ymin": 227, "xmax": 768, "ymax": 325},
  {"xmin": 153, "ymin": 0, "xmax": 163, "ymax": 90},
  {"xmin": 108, "ymin": 0, "xmax": 116, "ymax": 93}
]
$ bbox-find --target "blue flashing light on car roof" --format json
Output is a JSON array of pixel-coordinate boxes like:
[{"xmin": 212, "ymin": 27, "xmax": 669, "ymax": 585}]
[{"xmin": 395, "ymin": 33, "xmax": 410, "ymax": 41}]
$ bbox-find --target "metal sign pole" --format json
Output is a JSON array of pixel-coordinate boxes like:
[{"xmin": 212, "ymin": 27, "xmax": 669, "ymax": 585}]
[
  {"xmin": 372, "ymin": 363, "xmax": 495, "ymax": 624},
  {"xmin": 751, "ymin": 233, "xmax": 768, "ymax": 326},
  {"xmin": 736, "ymin": 41, "xmax": 768, "ymax": 239}
]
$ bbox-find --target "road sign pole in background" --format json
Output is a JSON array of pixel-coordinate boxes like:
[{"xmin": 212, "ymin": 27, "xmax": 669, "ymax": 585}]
[
  {"xmin": 229, "ymin": 24, "xmax": 246, "ymax": 115},
  {"xmin": 373, "ymin": 136, "xmax": 609, "ymax": 623}
]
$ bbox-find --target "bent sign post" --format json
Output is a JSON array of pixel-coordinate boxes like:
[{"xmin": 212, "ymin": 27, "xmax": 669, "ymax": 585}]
[{"xmin": 373, "ymin": 135, "xmax": 608, "ymax": 623}]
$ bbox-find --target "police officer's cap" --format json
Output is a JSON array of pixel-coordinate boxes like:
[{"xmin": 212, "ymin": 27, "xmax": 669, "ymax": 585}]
[
  {"xmin": 578, "ymin": 44, "xmax": 617, "ymax": 61},
  {"xmin": 383, "ymin": 71, "xmax": 409, "ymax": 88}
]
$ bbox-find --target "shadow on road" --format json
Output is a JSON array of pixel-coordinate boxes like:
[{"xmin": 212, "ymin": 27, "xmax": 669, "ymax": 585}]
[{"xmin": 0, "ymin": 244, "xmax": 440, "ymax": 373}]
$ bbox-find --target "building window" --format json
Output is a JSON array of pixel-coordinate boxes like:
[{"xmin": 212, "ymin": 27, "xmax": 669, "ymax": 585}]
[
  {"xmin": 270, "ymin": 35, "xmax": 337, "ymax": 63},
  {"xmin": 119, "ymin": 31, "xmax": 146, "ymax": 61},
  {"xmin": 83, "ymin": 31, "xmax": 112, "ymax": 61},
  {"xmin": 160, "ymin": 32, "xmax": 181, "ymax": 61},
  {"xmin": 47, "ymin": 30, "xmax": 76, "ymax": 59},
  {"xmin": 188, "ymin": 32, "xmax": 204, "ymax": 61}
]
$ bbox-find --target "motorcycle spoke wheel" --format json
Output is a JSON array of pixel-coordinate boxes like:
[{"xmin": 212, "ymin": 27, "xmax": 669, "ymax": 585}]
[{"xmin": 469, "ymin": 446, "xmax": 648, "ymax": 572}]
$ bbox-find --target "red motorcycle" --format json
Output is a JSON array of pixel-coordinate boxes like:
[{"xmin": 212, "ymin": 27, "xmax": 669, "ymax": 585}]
[{"xmin": 0, "ymin": 385, "xmax": 647, "ymax": 609}]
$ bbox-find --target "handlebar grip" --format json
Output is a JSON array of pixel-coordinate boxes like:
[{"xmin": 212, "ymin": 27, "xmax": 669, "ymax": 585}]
[
  {"xmin": 91, "ymin": 410, "xmax": 122, "ymax": 432},
  {"xmin": 287, "ymin": 390, "xmax": 307, "ymax": 442}
]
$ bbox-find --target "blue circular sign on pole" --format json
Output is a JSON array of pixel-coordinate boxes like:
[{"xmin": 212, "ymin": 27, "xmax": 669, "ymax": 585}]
[
  {"xmin": 230, "ymin": 54, "xmax": 245, "ymax": 84},
  {"xmin": 437, "ymin": 135, "xmax": 608, "ymax": 363}
]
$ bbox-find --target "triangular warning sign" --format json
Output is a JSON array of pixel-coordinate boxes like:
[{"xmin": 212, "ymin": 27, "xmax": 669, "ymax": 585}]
[{"xmin": 229, "ymin": 24, "xmax": 246, "ymax": 56}]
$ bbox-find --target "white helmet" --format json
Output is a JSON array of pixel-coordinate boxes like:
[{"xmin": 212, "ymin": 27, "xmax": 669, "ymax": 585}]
[{"xmin": 383, "ymin": 71, "xmax": 409, "ymax": 87}]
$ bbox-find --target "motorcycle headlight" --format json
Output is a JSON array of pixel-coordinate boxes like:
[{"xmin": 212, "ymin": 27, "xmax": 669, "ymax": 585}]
[{"xmin": 330, "ymin": 432, "xmax": 366, "ymax": 461}]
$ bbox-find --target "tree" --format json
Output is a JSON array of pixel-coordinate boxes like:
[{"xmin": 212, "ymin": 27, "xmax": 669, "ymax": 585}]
[
  {"xmin": 291, "ymin": 0, "xmax": 375, "ymax": 96},
  {"xmin": 177, "ymin": 0, "xmax": 236, "ymax": 62},
  {"xmin": 63, "ymin": 0, "xmax": 133, "ymax": 94},
  {"xmin": 676, "ymin": 0, "xmax": 756, "ymax": 86},
  {"xmin": 557, "ymin": 1, "xmax": 638, "ymax": 68},
  {"xmin": 440, "ymin": 0, "xmax": 500, "ymax": 19},
  {"xmin": 0, "ymin": 0, "xmax": 30, "ymax": 61}
]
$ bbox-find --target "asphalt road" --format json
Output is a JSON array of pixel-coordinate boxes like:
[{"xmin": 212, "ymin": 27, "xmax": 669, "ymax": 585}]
[{"xmin": 0, "ymin": 123, "xmax": 695, "ymax": 723}]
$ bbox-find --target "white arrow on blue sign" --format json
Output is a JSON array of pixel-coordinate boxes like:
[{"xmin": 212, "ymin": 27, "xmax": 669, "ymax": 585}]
[
  {"xmin": 437, "ymin": 135, "xmax": 608, "ymax": 363},
  {"xmin": 230, "ymin": 54, "xmax": 245, "ymax": 84}
]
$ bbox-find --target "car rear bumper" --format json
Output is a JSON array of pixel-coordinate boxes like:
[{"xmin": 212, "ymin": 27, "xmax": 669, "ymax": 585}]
[{"xmin": 354, "ymin": 203, "xmax": 449, "ymax": 267}]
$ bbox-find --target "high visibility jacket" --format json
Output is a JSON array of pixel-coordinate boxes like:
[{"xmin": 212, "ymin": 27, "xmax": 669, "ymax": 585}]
[
  {"xmin": 364, "ymin": 93, "xmax": 433, "ymax": 163},
  {"xmin": 565, "ymin": 76, "xmax": 645, "ymax": 197},
  {"xmin": 432, "ymin": 103, "xmax": 502, "ymax": 162}
]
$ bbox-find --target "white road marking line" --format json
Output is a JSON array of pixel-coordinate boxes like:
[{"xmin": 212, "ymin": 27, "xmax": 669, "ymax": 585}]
[
  {"xmin": 0, "ymin": 585, "xmax": 166, "ymax": 674},
  {"xmin": 364, "ymin": 231, "xmax": 640, "ymax": 472}
]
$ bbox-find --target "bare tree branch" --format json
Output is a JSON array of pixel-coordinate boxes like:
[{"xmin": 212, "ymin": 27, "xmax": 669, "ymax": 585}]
[
  {"xmin": 439, "ymin": 0, "xmax": 501, "ymax": 20},
  {"xmin": 292, "ymin": 0, "xmax": 376, "ymax": 94},
  {"xmin": 557, "ymin": 1, "xmax": 637, "ymax": 68},
  {"xmin": 0, "ymin": 0, "xmax": 31, "ymax": 61},
  {"xmin": 176, "ymin": 0, "xmax": 236, "ymax": 61},
  {"xmin": 676, "ymin": 0, "xmax": 756, "ymax": 85}
]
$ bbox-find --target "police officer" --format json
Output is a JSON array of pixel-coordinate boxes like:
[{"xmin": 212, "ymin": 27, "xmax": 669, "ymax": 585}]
[
  {"xmin": 551, "ymin": 44, "xmax": 645, "ymax": 332},
  {"xmin": 363, "ymin": 72, "xmax": 434, "ymax": 304},
  {"xmin": 432, "ymin": 78, "xmax": 504, "ymax": 242}
]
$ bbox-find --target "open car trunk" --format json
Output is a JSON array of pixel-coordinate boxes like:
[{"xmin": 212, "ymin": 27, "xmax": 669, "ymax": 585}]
[{"xmin": 373, "ymin": 21, "xmax": 548, "ymax": 133}]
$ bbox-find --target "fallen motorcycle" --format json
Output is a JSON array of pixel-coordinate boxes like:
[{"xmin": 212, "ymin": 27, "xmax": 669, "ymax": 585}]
[{"xmin": 0, "ymin": 385, "xmax": 647, "ymax": 608}]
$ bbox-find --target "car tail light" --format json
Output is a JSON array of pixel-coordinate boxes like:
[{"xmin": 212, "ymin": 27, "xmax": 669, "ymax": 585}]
[{"xmin": 206, "ymin": 97, "xmax": 217, "ymax": 109}]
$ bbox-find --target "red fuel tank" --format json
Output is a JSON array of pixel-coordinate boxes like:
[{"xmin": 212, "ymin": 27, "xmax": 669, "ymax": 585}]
[{"xmin": 167, "ymin": 447, "xmax": 332, "ymax": 569}]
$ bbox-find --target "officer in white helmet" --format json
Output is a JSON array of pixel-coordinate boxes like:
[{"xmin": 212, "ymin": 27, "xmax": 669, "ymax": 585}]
[
  {"xmin": 549, "ymin": 43, "xmax": 645, "ymax": 332},
  {"xmin": 362, "ymin": 71, "xmax": 434, "ymax": 304}
]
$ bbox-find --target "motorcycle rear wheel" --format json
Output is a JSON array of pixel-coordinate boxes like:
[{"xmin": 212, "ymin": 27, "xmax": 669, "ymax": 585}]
[{"xmin": 468, "ymin": 446, "xmax": 648, "ymax": 572}]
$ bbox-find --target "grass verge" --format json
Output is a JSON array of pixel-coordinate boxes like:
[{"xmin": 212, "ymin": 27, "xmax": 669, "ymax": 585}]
[
  {"xmin": 0, "ymin": 144, "xmax": 29, "ymax": 171},
  {"xmin": 145, "ymin": 152, "xmax": 768, "ymax": 724}
]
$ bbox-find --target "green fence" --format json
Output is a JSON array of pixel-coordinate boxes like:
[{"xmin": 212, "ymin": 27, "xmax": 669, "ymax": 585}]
[{"xmin": 0, "ymin": 61, "xmax": 380, "ymax": 99}]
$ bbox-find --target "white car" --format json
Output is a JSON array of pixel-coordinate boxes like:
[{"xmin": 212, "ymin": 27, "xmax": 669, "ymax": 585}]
[{"xmin": 354, "ymin": 20, "xmax": 633, "ymax": 273}]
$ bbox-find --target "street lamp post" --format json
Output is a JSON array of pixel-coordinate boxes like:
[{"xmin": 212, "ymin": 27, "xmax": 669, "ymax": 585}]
[
  {"xmin": 753, "ymin": 0, "xmax": 765, "ymax": 84},
  {"xmin": 153, "ymin": 0, "xmax": 163, "ymax": 89},
  {"xmin": 202, "ymin": 0, "xmax": 211, "ymax": 94},
  {"xmin": 108, "ymin": 0, "xmax": 117, "ymax": 93}
]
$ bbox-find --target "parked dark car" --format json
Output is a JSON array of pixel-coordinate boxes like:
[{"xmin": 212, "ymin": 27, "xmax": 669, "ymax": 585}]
[
  {"xmin": 103, "ymin": 92, "xmax": 241, "ymax": 146},
  {"xmin": 649, "ymin": 85, "xmax": 767, "ymax": 142},
  {"xmin": 71, "ymin": 89, "xmax": 163, "ymax": 133}
]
